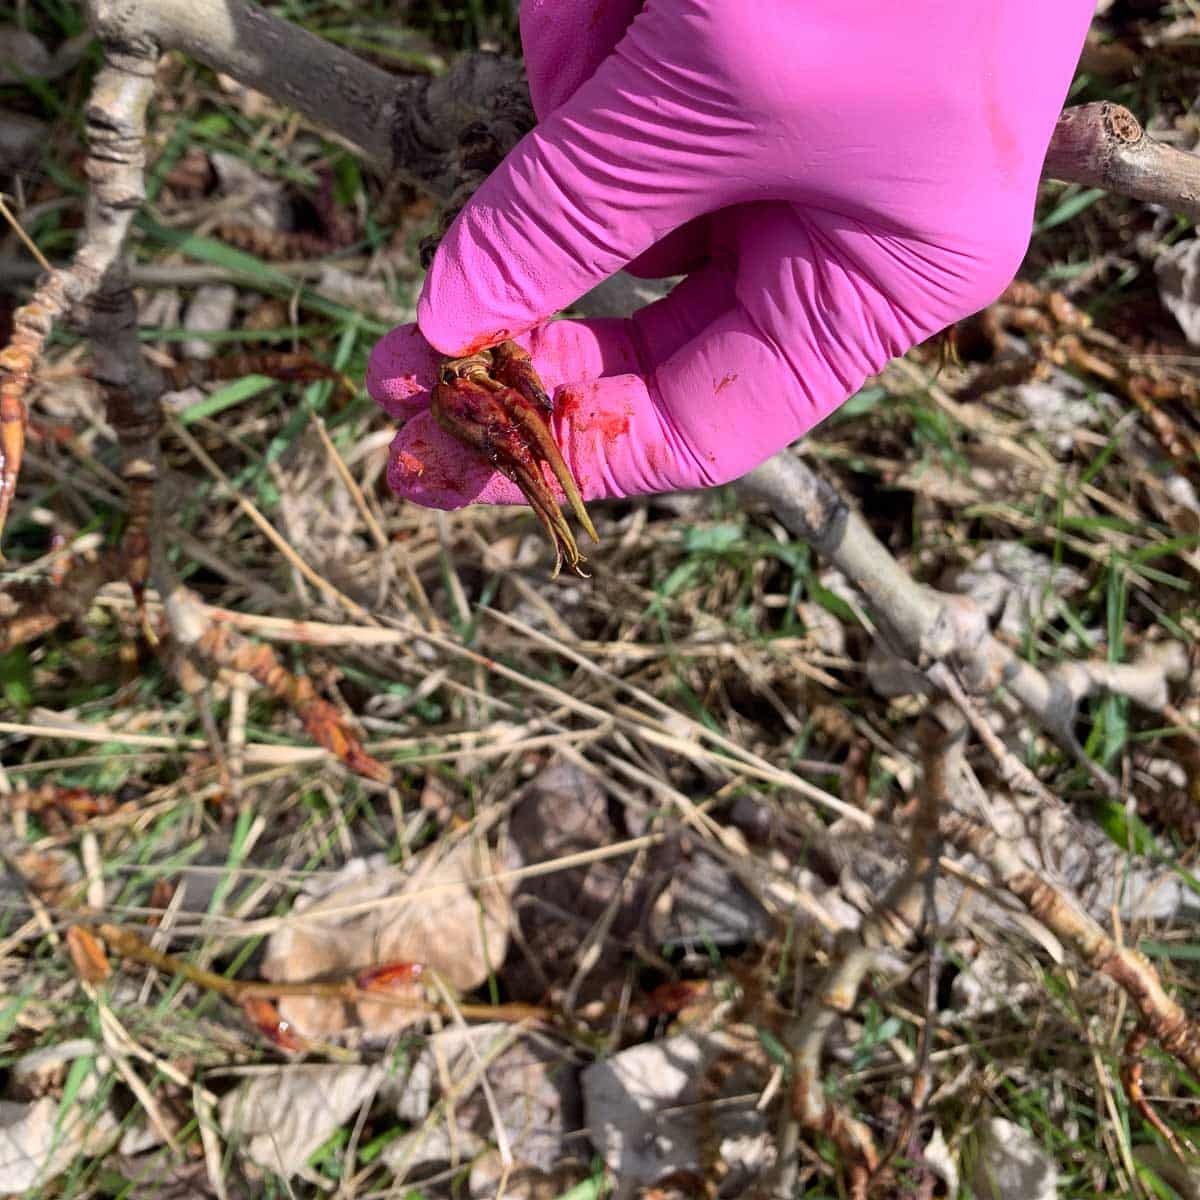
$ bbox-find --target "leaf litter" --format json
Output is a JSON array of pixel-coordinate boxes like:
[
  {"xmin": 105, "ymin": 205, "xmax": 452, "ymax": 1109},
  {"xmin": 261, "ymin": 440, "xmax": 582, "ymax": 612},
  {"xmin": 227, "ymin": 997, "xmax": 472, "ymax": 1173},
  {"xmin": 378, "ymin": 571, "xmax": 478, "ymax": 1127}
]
[{"xmin": 260, "ymin": 834, "xmax": 516, "ymax": 1038}]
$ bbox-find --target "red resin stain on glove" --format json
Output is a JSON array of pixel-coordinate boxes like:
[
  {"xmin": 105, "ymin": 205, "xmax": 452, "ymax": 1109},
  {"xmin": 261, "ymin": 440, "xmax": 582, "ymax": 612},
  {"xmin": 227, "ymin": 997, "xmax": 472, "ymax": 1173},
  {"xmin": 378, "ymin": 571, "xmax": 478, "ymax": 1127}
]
[
  {"xmin": 556, "ymin": 383, "xmax": 631, "ymax": 444},
  {"xmin": 456, "ymin": 328, "xmax": 513, "ymax": 356},
  {"xmin": 393, "ymin": 449, "xmax": 424, "ymax": 477},
  {"xmin": 386, "ymin": 414, "xmax": 526, "ymax": 508}
]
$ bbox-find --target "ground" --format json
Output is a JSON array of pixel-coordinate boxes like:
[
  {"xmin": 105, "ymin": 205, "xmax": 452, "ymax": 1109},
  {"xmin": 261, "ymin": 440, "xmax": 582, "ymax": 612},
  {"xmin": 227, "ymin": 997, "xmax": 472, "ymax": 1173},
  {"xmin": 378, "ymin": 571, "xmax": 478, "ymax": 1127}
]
[{"xmin": 0, "ymin": 2, "xmax": 1199, "ymax": 1198}]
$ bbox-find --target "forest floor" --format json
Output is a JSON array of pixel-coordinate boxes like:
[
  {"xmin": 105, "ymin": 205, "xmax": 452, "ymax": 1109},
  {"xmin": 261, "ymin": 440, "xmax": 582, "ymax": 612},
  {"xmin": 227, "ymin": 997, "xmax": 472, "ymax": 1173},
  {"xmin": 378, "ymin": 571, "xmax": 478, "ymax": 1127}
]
[{"xmin": 1, "ymin": 2, "xmax": 1200, "ymax": 1198}]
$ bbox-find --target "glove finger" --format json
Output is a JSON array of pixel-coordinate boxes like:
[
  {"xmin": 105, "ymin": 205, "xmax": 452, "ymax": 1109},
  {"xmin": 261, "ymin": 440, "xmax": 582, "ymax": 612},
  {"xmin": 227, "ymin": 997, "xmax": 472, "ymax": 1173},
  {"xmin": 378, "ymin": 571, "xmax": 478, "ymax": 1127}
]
[
  {"xmin": 418, "ymin": 6, "xmax": 746, "ymax": 357},
  {"xmin": 520, "ymin": 0, "xmax": 643, "ymax": 117},
  {"xmin": 366, "ymin": 323, "xmax": 441, "ymax": 422},
  {"xmin": 367, "ymin": 315, "xmax": 646, "ymax": 424},
  {"xmin": 382, "ymin": 254, "xmax": 744, "ymax": 508}
]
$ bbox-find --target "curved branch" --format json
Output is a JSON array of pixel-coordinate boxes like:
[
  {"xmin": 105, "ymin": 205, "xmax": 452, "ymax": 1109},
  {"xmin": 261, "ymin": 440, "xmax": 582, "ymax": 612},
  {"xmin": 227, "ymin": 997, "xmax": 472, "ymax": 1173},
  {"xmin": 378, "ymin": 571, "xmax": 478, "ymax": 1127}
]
[
  {"xmin": 87, "ymin": 0, "xmax": 399, "ymax": 172},
  {"xmin": 85, "ymin": 0, "xmax": 530, "ymax": 202}
]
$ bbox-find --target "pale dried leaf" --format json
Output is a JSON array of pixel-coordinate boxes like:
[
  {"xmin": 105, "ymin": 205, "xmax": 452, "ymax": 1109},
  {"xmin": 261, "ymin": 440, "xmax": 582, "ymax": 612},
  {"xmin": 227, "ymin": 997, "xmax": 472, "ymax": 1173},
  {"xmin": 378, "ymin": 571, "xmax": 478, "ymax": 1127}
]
[
  {"xmin": 0, "ymin": 1045, "xmax": 117, "ymax": 1196},
  {"xmin": 262, "ymin": 838, "xmax": 517, "ymax": 1036},
  {"xmin": 137, "ymin": 287, "xmax": 182, "ymax": 330},
  {"xmin": 947, "ymin": 947, "xmax": 1039, "ymax": 1021},
  {"xmin": 209, "ymin": 151, "xmax": 287, "ymax": 230},
  {"xmin": 182, "ymin": 285, "xmax": 238, "ymax": 360},
  {"xmin": 219, "ymin": 1064, "xmax": 384, "ymax": 1179},
  {"xmin": 966, "ymin": 790, "xmax": 1200, "ymax": 925},
  {"xmin": 796, "ymin": 601, "xmax": 846, "ymax": 657},
  {"xmin": 1164, "ymin": 471, "xmax": 1200, "ymax": 515},
  {"xmin": 948, "ymin": 542, "xmax": 1085, "ymax": 639},
  {"xmin": 969, "ymin": 1117, "xmax": 1056, "ymax": 1200},
  {"xmin": 1157, "ymin": 238, "xmax": 1200, "ymax": 346},
  {"xmin": 2, "ymin": 845, "xmax": 82, "ymax": 910},
  {"xmin": 1012, "ymin": 370, "xmax": 1109, "ymax": 454},
  {"xmin": 8, "ymin": 1040, "xmax": 102, "ymax": 1099},
  {"xmin": 383, "ymin": 1024, "xmax": 580, "ymax": 1181},
  {"xmin": 924, "ymin": 1125, "xmax": 960, "ymax": 1196},
  {"xmin": 581, "ymin": 1027, "xmax": 773, "ymax": 1200}
]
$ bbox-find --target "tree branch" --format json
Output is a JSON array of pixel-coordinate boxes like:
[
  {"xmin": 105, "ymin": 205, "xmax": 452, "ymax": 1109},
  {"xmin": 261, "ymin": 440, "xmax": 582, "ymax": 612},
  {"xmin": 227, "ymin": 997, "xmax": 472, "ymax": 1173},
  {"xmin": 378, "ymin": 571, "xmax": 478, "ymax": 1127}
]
[
  {"xmin": 734, "ymin": 454, "xmax": 1189, "ymax": 801},
  {"xmin": 926, "ymin": 707, "xmax": 1200, "ymax": 1086},
  {"xmin": 1044, "ymin": 101, "xmax": 1200, "ymax": 221},
  {"xmin": 85, "ymin": 0, "xmax": 532, "ymax": 202}
]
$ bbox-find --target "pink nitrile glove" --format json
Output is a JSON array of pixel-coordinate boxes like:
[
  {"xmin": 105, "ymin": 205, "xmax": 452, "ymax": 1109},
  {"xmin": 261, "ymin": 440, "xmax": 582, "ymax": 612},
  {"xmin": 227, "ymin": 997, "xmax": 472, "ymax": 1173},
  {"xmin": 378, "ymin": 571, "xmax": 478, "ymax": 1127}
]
[{"xmin": 369, "ymin": 1, "xmax": 1096, "ymax": 510}]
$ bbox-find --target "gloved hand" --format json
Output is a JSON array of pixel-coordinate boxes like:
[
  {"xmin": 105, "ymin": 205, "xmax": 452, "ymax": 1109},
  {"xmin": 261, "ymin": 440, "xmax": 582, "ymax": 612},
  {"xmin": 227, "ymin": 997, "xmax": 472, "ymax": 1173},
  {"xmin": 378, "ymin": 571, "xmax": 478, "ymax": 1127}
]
[{"xmin": 369, "ymin": 0, "xmax": 1094, "ymax": 509}]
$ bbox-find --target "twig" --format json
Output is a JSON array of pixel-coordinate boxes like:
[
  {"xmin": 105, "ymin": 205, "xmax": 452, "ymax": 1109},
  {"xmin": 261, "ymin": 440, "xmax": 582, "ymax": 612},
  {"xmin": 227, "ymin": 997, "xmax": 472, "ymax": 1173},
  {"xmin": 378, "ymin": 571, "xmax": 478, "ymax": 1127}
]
[
  {"xmin": 94, "ymin": 921, "xmax": 548, "ymax": 1024},
  {"xmin": 737, "ymin": 454, "xmax": 1189, "ymax": 802},
  {"xmin": 779, "ymin": 706, "xmax": 953, "ymax": 1193},
  {"xmin": 0, "ymin": 195, "xmax": 52, "ymax": 273}
]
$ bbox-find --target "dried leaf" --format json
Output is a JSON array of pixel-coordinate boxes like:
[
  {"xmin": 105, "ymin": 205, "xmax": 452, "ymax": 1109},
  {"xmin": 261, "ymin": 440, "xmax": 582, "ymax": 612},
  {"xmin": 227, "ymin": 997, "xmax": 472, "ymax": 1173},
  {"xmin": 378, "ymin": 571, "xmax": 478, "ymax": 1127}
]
[
  {"xmin": 967, "ymin": 789, "xmax": 1200, "ymax": 926},
  {"xmin": 947, "ymin": 542, "xmax": 1085, "ymax": 640},
  {"xmin": 219, "ymin": 1064, "xmax": 384, "ymax": 1179},
  {"xmin": 1011, "ymin": 370, "xmax": 1109, "ymax": 454},
  {"xmin": 383, "ymin": 1024, "xmax": 581, "ymax": 1182},
  {"xmin": 969, "ymin": 1117, "xmax": 1056, "ymax": 1200},
  {"xmin": 0, "ymin": 1044, "xmax": 117, "ymax": 1196},
  {"xmin": 181, "ymin": 285, "xmax": 237, "ymax": 361},
  {"xmin": 923, "ymin": 1125, "xmax": 960, "ymax": 1197},
  {"xmin": 66, "ymin": 926, "xmax": 110, "ymax": 984},
  {"xmin": 581, "ymin": 1028, "xmax": 773, "ymax": 1199},
  {"xmin": 505, "ymin": 762, "xmax": 634, "ymax": 1003},
  {"xmin": 9, "ymin": 1040, "xmax": 102, "ymax": 1100},
  {"xmin": 2, "ymin": 846, "xmax": 81, "ymax": 909},
  {"xmin": 261, "ymin": 838, "xmax": 517, "ymax": 1036},
  {"xmin": 209, "ymin": 150, "xmax": 287, "ymax": 231},
  {"xmin": 947, "ymin": 947, "xmax": 1038, "ymax": 1021},
  {"xmin": 1157, "ymin": 238, "xmax": 1200, "ymax": 347}
]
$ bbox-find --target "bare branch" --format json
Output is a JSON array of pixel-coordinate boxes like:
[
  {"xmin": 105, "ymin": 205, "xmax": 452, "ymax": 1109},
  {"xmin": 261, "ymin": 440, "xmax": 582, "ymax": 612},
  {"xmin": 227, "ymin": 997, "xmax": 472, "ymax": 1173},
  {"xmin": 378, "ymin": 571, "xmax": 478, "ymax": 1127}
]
[
  {"xmin": 735, "ymin": 453, "xmax": 1189, "ymax": 799},
  {"xmin": 85, "ymin": 0, "xmax": 531, "ymax": 203},
  {"xmin": 87, "ymin": 0, "xmax": 398, "ymax": 172},
  {"xmin": 779, "ymin": 705, "xmax": 951, "ymax": 1194},
  {"xmin": 1044, "ymin": 101, "xmax": 1200, "ymax": 221}
]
